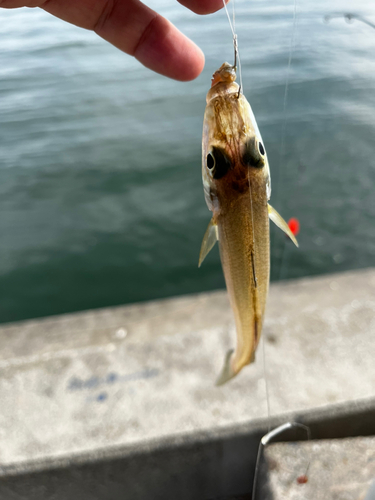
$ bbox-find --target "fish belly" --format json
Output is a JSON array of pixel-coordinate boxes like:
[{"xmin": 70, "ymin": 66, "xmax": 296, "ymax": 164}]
[{"xmin": 217, "ymin": 195, "xmax": 269, "ymax": 375}]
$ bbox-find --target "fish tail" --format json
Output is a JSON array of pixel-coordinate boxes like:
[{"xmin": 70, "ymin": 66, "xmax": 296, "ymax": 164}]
[
  {"xmin": 216, "ymin": 318, "xmax": 259, "ymax": 386},
  {"xmin": 215, "ymin": 348, "xmax": 256, "ymax": 386},
  {"xmin": 215, "ymin": 349, "xmax": 235, "ymax": 386}
]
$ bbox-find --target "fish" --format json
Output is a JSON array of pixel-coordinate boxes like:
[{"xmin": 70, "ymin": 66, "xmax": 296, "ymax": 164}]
[{"xmin": 199, "ymin": 62, "xmax": 298, "ymax": 385}]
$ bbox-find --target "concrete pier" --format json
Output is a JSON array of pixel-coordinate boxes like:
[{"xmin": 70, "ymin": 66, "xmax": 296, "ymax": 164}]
[
  {"xmin": 0, "ymin": 268, "xmax": 375, "ymax": 499},
  {"xmin": 258, "ymin": 436, "xmax": 375, "ymax": 500}
]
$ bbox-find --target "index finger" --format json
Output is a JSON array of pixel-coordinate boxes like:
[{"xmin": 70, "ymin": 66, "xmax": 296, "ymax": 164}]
[
  {"xmin": 39, "ymin": 0, "xmax": 226, "ymax": 80},
  {"xmin": 177, "ymin": 0, "xmax": 227, "ymax": 15}
]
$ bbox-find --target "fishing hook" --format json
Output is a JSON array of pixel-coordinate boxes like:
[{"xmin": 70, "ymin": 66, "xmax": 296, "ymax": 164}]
[
  {"xmin": 252, "ymin": 421, "xmax": 311, "ymax": 500},
  {"xmin": 232, "ymin": 35, "xmax": 242, "ymax": 97}
]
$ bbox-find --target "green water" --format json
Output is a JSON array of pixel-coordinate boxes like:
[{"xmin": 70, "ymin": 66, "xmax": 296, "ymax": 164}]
[{"xmin": 1, "ymin": 0, "xmax": 375, "ymax": 323}]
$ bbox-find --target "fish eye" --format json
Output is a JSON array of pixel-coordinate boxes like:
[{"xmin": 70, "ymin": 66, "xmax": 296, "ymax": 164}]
[
  {"xmin": 207, "ymin": 153, "xmax": 215, "ymax": 170},
  {"xmin": 207, "ymin": 147, "xmax": 231, "ymax": 179},
  {"xmin": 243, "ymin": 137, "xmax": 265, "ymax": 168}
]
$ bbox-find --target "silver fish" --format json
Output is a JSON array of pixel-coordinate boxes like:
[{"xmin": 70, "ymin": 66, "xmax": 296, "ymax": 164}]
[{"xmin": 199, "ymin": 62, "xmax": 298, "ymax": 385}]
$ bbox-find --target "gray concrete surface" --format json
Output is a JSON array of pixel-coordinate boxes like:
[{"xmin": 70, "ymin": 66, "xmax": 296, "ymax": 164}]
[
  {"xmin": 258, "ymin": 437, "xmax": 375, "ymax": 500},
  {"xmin": 0, "ymin": 268, "xmax": 375, "ymax": 499}
]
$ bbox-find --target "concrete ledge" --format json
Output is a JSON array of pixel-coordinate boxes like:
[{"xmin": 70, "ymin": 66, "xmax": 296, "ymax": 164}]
[
  {"xmin": 1, "ymin": 399, "xmax": 375, "ymax": 500},
  {"xmin": 258, "ymin": 436, "xmax": 375, "ymax": 500},
  {"xmin": 1, "ymin": 268, "xmax": 375, "ymax": 498}
]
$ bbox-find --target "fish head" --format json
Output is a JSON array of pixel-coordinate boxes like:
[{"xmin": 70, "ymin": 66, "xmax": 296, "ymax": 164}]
[{"xmin": 202, "ymin": 63, "xmax": 271, "ymax": 213}]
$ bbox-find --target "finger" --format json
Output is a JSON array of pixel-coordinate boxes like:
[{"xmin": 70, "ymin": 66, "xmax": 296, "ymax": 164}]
[
  {"xmin": 0, "ymin": 1, "xmax": 44, "ymax": 6},
  {"xmin": 177, "ymin": 0, "xmax": 228, "ymax": 15},
  {"xmin": 131, "ymin": 16, "xmax": 205, "ymax": 81},
  {"xmin": 40, "ymin": 0, "xmax": 204, "ymax": 80}
]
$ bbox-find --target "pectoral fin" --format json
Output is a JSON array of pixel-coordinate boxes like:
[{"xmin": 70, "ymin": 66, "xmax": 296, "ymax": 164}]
[
  {"xmin": 268, "ymin": 204, "xmax": 299, "ymax": 247},
  {"xmin": 198, "ymin": 217, "xmax": 219, "ymax": 267}
]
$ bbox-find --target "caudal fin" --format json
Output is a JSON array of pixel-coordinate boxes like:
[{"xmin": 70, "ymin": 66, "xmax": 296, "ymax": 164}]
[
  {"xmin": 215, "ymin": 347, "xmax": 257, "ymax": 386},
  {"xmin": 215, "ymin": 349, "xmax": 235, "ymax": 386}
]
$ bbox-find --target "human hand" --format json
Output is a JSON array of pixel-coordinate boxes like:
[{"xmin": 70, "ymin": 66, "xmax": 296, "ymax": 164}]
[{"xmin": 1, "ymin": 0, "xmax": 226, "ymax": 80}]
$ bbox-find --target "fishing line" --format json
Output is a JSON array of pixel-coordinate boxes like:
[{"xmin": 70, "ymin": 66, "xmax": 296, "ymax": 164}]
[
  {"xmin": 276, "ymin": 0, "xmax": 298, "ymax": 282},
  {"xmin": 246, "ymin": 167, "xmax": 271, "ymax": 434},
  {"xmin": 222, "ymin": 0, "xmax": 243, "ymax": 92},
  {"xmin": 220, "ymin": 0, "xmax": 273, "ymax": 443},
  {"xmin": 261, "ymin": 333, "xmax": 271, "ymax": 432},
  {"xmin": 231, "ymin": 0, "xmax": 236, "ymax": 32},
  {"xmin": 222, "ymin": 0, "xmax": 235, "ymax": 36},
  {"xmin": 251, "ymin": 3, "xmax": 309, "ymax": 496},
  {"xmin": 221, "ymin": 0, "xmax": 253, "ymax": 277}
]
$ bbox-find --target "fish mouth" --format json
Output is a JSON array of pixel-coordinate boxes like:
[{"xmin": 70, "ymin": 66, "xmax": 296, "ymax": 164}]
[{"xmin": 211, "ymin": 62, "xmax": 237, "ymax": 87}]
